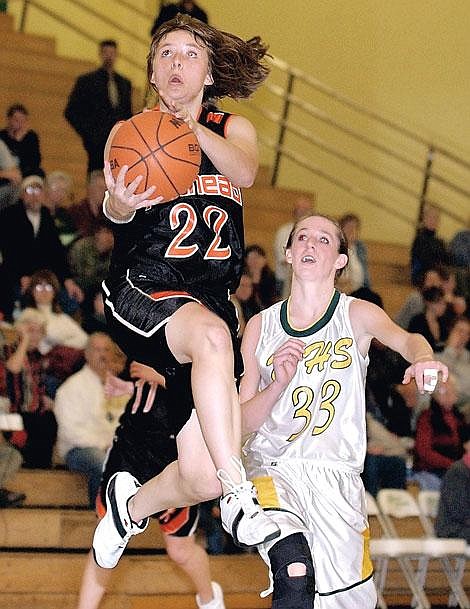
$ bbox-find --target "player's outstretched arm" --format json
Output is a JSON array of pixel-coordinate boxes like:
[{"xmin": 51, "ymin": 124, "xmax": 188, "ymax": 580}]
[
  {"xmin": 350, "ymin": 299, "xmax": 448, "ymax": 394},
  {"xmin": 240, "ymin": 314, "xmax": 304, "ymax": 436}
]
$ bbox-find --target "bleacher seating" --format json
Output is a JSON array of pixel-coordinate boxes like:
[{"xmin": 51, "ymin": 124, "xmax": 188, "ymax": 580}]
[
  {"xmin": 0, "ymin": 469, "xmax": 271, "ymax": 608},
  {"xmin": 1, "ymin": 470, "xmax": 469, "ymax": 608}
]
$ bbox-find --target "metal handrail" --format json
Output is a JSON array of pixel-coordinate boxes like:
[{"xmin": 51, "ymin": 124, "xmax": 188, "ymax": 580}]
[
  {"xmin": 250, "ymin": 56, "xmax": 468, "ymax": 227},
  {"xmin": 17, "ymin": 0, "xmax": 147, "ymax": 75},
  {"xmin": 268, "ymin": 55, "xmax": 470, "ymax": 178}
]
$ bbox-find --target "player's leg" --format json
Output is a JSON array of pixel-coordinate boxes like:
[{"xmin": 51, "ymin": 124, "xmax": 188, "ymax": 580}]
[
  {"xmin": 165, "ymin": 534, "xmax": 225, "ymax": 608},
  {"xmin": 76, "ymin": 550, "xmax": 112, "ymax": 609},
  {"xmin": 160, "ymin": 504, "xmax": 225, "ymax": 608},
  {"xmin": 268, "ymin": 534, "xmax": 315, "ymax": 609},
  {"xmin": 128, "ymin": 405, "xmax": 279, "ymax": 549},
  {"xmin": 131, "ymin": 411, "xmax": 220, "ymax": 511},
  {"xmin": 165, "ymin": 302, "xmax": 280, "ymax": 546},
  {"xmin": 165, "ymin": 302, "xmax": 242, "ymax": 479}
]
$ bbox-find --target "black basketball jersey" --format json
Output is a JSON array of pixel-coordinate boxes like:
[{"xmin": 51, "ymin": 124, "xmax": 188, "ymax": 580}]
[{"xmin": 109, "ymin": 106, "xmax": 245, "ymax": 298}]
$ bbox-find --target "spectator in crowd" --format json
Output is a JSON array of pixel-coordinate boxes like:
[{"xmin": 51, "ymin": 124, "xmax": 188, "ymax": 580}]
[
  {"xmin": 64, "ymin": 40, "xmax": 133, "ymax": 174},
  {"xmin": 395, "ymin": 267, "xmax": 443, "ymax": 329},
  {"xmin": 54, "ymin": 332, "xmax": 126, "ymax": 507},
  {"xmin": 435, "ymin": 424, "xmax": 470, "ymax": 543},
  {"xmin": 0, "ymin": 103, "xmax": 44, "ymax": 179},
  {"xmin": 0, "ymin": 175, "xmax": 84, "ymax": 320},
  {"xmin": 439, "ymin": 265, "xmax": 467, "ymax": 337},
  {"xmin": 363, "ymin": 392, "xmax": 409, "ymax": 498},
  {"xmin": 0, "ymin": 435, "xmax": 26, "ymax": 508},
  {"xmin": 410, "ymin": 204, "xmax": 451, "ymax": 286},
  {"xmin": 67, "ymin": 169, "xmax": 107, "ymax": 238},
  {"xmin": 273, "ymin": 195, "xmax": 314, "ymax": 298},
  {"xmin": 337, "ymin": 213, "xmax": 371, "ymax": 294},
  {"xmin": 45, "ymin": 170, "xmax": 78, "ymax": 247},
  {"xmin": 150, "ymin": 0, "xmax": 209, "ymax": 36},
  {"xmin": 244, "ymin": 244, "xmax": 277, "ymax": 310},
  {"xmin": 437, "ymin": 316, "xmax": 470, "ymax": 421},
  {"xmin": 1, "ymin": 308, "xmax": 57, "ymax": 468},
  {"xmin": 230, "ymin": 272, "xmax": 260, "ymax": 338},
  {"xmin": 449, "ymin": 216, "xmax": 470, "ymax": 306},
  {"xmin": 413, "ymin": 375, "xmax": 465, "ymax": 490},
  {"xmin": 449, "ymin": 216, "xmax": 470, "ymax": 269},
  {"xmin": 408, "ymin": 286, "xmax": 448, "ymax": 352},
  {"xmin": 0, "ymin": 138, "xmax": 21, "ymax": 210},
  {"xmin": 23, "ymin": 269, "xmax": 88, "ymax": 353},
  {"xmin": 68, "ymin": 223, "xmax": 114, "ymax": 304}
]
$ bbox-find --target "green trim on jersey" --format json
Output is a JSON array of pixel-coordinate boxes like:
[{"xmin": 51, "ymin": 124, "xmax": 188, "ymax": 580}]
[{"xmin": 280, "ymin": 289, "xmax": 341, "ymax": 337}]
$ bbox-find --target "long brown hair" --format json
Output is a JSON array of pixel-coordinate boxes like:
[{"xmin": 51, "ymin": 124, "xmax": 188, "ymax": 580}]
[
  {"xmin": 147, "ymin": 14, "xmax": 270, "ymax": 103},
  {"xmin": 24, "ymin": 269, "xmax": 62, "ymax": 314}
]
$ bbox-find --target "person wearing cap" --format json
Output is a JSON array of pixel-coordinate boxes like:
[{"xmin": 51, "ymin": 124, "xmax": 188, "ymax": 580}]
[{"xmin": 0, "ymin": 175, "xmax": 83, "ymax": 320}]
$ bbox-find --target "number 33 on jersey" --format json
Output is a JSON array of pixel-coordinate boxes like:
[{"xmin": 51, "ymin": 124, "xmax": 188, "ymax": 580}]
[{"xmin": 245, "ymin": 291, "xmax": 369, "ymax": 473}]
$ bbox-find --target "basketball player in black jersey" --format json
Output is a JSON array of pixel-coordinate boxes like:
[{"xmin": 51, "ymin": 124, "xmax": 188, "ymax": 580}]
[
  {"xmin": 93, "ymin": 15, "xmax": 280, "ymax": 569},
  {"xmin": 78, "ymin": 363, "xmax": 225, "ymax": 609}
]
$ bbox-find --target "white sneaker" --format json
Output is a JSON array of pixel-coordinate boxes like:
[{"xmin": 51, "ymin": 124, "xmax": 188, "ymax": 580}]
[
  {"xmin": 218, "ymin": 457, "xmax": 280, "ymax": 548},
  {"xmin": 196, "ymin": 581, "xmax": 225, "ymax": 609},
  {"xmin": 92, "ymin": 471, "xmax": 148, "ymax": 568}
]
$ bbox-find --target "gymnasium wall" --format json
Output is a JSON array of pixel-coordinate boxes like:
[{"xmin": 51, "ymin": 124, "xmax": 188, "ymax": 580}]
[
  {"xmin": 203, "ymin": 0, "xmax": 470, "ymax": 245},
  {"xmin": 7, "ymin": 0, "xmax": 469, "ymax": 245}
]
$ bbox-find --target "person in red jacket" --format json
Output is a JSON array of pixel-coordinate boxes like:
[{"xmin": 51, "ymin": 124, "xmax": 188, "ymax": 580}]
[{"xmin": 413, "ymin": 374, "xmax": 465, "ymax": 490}]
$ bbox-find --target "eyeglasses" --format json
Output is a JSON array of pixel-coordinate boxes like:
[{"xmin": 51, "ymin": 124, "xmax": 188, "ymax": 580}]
[
  {"xmin": 34, "ymin": 283, "xmax": 54, "ymax": 292},
  {"xmin": 25, "ymin": 185, "xmax": 43, "ymax": 194}
]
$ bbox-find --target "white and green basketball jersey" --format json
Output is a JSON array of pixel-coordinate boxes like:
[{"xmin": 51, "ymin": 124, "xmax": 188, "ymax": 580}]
[{"xmin": 244, "ymin": 290, "xmax": 369, "ymax": 472}]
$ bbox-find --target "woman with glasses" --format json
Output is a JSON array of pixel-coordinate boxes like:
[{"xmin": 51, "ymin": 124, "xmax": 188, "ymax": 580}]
[
  {"xmin": 23, "ymin": 269, "xmax": 88, "ymax": 353},
  {"xmin": 0, "ymin": 175, "xmax": 84, "ymax": 320},
  {"xmin": 23, "ymin": 269, "xmax": 88, "ymax": 396}
]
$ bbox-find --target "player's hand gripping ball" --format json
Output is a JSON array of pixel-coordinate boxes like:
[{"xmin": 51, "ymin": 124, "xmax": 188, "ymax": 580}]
[{"xmin": 106, "ymin": 110, "xmax": 201, "ymax": 203}]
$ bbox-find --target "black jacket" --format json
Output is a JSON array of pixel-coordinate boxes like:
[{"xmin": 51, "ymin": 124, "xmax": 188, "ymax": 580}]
[{"xmin": 64, "ymin": 68, "xmax": 132, "ymax": 166}]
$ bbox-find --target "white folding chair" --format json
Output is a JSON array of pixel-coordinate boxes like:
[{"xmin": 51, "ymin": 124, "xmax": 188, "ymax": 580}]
[
  {"xmin": 366, "ymin": 491, "xmax": 431, "ymax": 609},
  {"xmin": 417, "ymin": 490, "xmax": 469, "ymax": 609},
  {"xmin": 378, "ymin": 489, "xmax": 469, "ymax": 609}
]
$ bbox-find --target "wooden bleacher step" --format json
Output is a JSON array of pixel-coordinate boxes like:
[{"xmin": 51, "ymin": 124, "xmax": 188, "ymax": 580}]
[
  {"xmin": 0, "ymin": 12, "xmax": 14, "ymax": 30},
  {"xmin": 0, "ymin": 553, "xmax": 271, "ymax": 609},
  {"xmin": 9, "ymin": 469, "xmax": 89, "ymax": 507},
  {"xmin": 0, "ymin": 507, "xmax": 166, "ymax": 550}
]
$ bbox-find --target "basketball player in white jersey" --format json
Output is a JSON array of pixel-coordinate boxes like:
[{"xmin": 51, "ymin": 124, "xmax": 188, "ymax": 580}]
[{"xmin": 240, "ymin": 213, "xmax": 448, "ymax": 609}]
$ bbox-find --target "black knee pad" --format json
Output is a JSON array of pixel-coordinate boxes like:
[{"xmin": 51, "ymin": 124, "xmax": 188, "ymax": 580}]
[{"xmin": 268, "ymin": 533, "xmax": 315, "ymax": 609}]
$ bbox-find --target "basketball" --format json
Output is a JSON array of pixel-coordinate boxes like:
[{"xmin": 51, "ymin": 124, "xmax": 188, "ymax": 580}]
[{"xmin": 106, "ymin": 109, "xmax": 201, "ymax": 203}]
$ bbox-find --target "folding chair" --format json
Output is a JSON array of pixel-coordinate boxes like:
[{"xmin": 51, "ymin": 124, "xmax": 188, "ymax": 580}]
[
  {"xmin": 377, "ymin": 488, "xmax": 469, "ymax": 609},
  {"xmin": 417, "ymin": 490, "xmax": 470, "ymax": 609},
  {"xmin": 366, "ymin": 491, "xmax": 431, "ymax": 609}
]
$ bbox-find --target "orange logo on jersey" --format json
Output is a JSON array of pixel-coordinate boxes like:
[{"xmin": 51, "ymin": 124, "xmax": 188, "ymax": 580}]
[
  {"xmin": 206, "ymin": 111, "xmax": 224, "ymax": 124},
  {"xmin": 182, "ymin": 174, "xmax": 242, "ymax": 206}
]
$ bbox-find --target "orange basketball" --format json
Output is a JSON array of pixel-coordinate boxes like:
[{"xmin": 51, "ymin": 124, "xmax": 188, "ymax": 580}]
[{"xmin": 106, "ymin": 110, "xmax": 201, "ymax": 203}]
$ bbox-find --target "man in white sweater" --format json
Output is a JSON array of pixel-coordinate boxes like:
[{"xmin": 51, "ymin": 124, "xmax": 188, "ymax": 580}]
[{"xmin": 54, "ymin": 332, "xmax": 126, "ymax": 507}]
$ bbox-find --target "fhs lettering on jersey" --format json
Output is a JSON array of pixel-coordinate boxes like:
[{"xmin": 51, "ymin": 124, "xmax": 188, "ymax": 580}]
[
  {"xmin": 181, "ymin": 174, "xmax": 242, "ymax": 206},
  {"xmin": 267, "ymin": 337, "xmax": 353, "ymax": 380}
]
